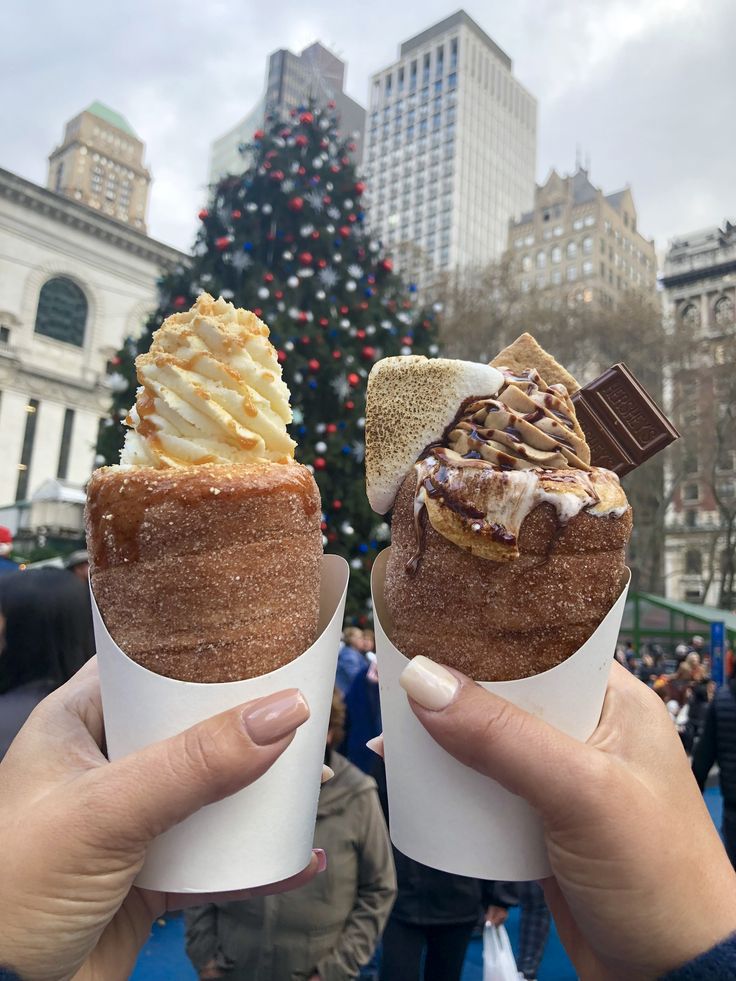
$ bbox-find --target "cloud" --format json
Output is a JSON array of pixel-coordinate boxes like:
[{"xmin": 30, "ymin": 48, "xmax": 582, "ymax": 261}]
[{"xmin": 2, "ymin": 0, "xmax": 734, "ymax": 255}]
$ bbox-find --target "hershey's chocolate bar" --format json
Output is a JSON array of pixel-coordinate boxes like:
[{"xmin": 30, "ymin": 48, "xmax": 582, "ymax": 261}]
[{"xmin": 572, "ymin": 363, "xmax": 679, "ymax": 476}]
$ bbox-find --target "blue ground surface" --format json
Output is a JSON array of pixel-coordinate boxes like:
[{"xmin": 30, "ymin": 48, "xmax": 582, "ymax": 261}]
[{"xmin": 131, "ymin": 787, "xmax": 725, "ymax": 981}]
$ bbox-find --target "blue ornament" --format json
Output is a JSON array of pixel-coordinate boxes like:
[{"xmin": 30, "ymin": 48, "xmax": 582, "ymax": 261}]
[
  {"xmin": 244, "ymin": 242, "xmax": 253, "ymax": 251},
  {"xmin": 308, "ymin": 379, "xmax": 318, "ymax": 390},
  {"xmin": 364, "ymin": 288, "xmax": 373, "ymax": 297},
  {"xmin": 358, "ymin": 543, "xmax": 369, "ymax": 554},
  {"xmin": 338, "ymin": 421, "xmax": 347, "ymax": 430},
  {"xmin": 341, "ymin": 445, "xmax": 351, "ymax": 455},
  {"xmin": 409, "ymin": 283, "xmax": 418, "ymax": 293},
  {"xmin": 328, "ymin": 329, "xmax": 338, "ymax": 339},
  {"xmin": 357, "ymin": 211, "xmax": 365, "ymax": 221},
  {"xmin": 370, "ymin": 540, "xmax": 378, "ymax": 549},
  {"xmin": 298, "ymin": 426, "xmax": 307, "ymax": 435},
  {"xmin": 334, "ymin": 239, "xmax": 342, "ymax": 247}
]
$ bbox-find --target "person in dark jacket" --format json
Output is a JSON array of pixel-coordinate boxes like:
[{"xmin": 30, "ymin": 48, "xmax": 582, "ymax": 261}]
[
  {"xmin": 344, "ymin": 658, "xmax": 382, "ymax": 775},
  {"xmin": 693, "ymin": 671, "xmax": 736, "ymax": 868},
  {"xmin": 0, "ymin": 567, "xmax": 94, "ymax": 759},
  {"xmin": 374, "ymin": 760, "xmax": 505, "ymax": 981}
]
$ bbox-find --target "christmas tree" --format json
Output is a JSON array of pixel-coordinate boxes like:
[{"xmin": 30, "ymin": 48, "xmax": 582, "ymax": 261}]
[{"xmin": 98, "ymin": 101, "xmax": 440, "ymax": 620}]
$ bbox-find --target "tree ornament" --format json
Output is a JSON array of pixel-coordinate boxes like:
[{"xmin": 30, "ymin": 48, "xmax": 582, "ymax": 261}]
[
  {"xmin": 288, "ymin": 197, "xmax": 304, "ymax": 211},
  {"xmin": 253, "ymin": 129, "xmax": 265, "ymax": 140},
  {"xmin": 345, "ymin": 400, "xmax": 355, "ymax": 410},
  {"xmin": 354, "ymin": 181, "xmax": 366, "ymax": 195},
  {"xmin": 299, "ymin": 251, "xmax": 313, "ymax": 265},
  {"xmin": 319, "ymin": 317, "xmax": 330, "ymax": 327},
  {"xmin": 287, "ymin": 275, "xmax": 299, "ymax": 288},
  {"xmin": 215, "ymin": 236, "xmax": 232, "ymax": 251},
  {"xmin": 198, "ymin": 208, "xmax": 209, "ymax": 220},
  {"xmin": 173, "ymin": 295, "xmax": 188, "ymax": 309},
  {"xmin": 341, "ymin": 522, "xmax": 355, "ymax": 535},
  {"xmin": 231, "ymin": 209, "xmax": 242, "ymax": 219},
  {"xmin": 347, "ymin": 372, "xmax": 360, "ymax": 386},
  {"xmin": 346, "ymin": 280, "xmax": 357, "ymax": 292},
  {"xmin": 277, "ymin": 350, "xmax": 286, "ymax": 363},
  {"xmin": 298, "ymin": 311, "xmax": 308, "ymax": 323},
  {"xmin": 262, "ymin": 203, "xmax": 273, "ymax": 215},
  {"xmin": 315, "ymin": 440, "xmax": 327, "ymax": 453},
  {"xmin": 332, "ymin": 349, "xmax": 341, "ymax": 359},
  {"xmin": 257, "ymin": 287, "xmax": 269, "ymax": 299},
  {"xmin": 295, "ymin": 134, "xmax": 308, "ymax": 147},
  {"xmin": 264, "ymin": 272, "xmax": 274, "ymax": 283},
  {"xmin": 246, "ymin": 201, "xmax": 258, "ymax": 212},
  {"xmin": 300, "ymin": 111, "xmax": 314, "ymax": 124},
  {"xmin": 308, "ymin": 358, "xmax": 320, "ymax": 372},
  {"xmin": 361, "ymin": 346, "xmax": 376, "ymax": 360},
  {"xmin": 316, "ymin": 289, "xmax": 326, "ymax": 300},
  {"xmin": 350, "ymin": 558, "xmax": 362, "ymax": 570},
  {"xmin": 314, "ymin": 457, "xmax": 327, "ymax": 470}
]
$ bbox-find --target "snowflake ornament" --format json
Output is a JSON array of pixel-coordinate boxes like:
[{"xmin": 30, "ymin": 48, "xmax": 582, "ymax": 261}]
[
  {"xmin": 305, "ymin": 191, "xmax": 324, "ymax": 212},
  {"xmin": 319, "ymin": 267, "xmax": 339, "ymax": 288},
  {"xmin": 347, "ymin": 264, "xmax": 363, "ymax": 279}
]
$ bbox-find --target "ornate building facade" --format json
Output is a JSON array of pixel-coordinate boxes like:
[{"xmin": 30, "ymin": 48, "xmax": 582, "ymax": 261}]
[
  {"xmin": 662, "ymin": 220, "xmax": 736, "ymax": 607},
  {"xmin": 0, "ymin": 167, "xmax": 185, "ymax": 533}
]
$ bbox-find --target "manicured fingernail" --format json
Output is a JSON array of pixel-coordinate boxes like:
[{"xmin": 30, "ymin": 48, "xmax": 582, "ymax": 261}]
[
  {"xmin": 314, "ymin": 848, "xmax": 328, "ymax": 873},
  {"xmin": 366, "ymin": 735, "xmax": 384, "ymax": 757},
  {"xmin": 400, "ymin": 656, "xmax": 459, "ymax": 710},
  {"xmin": 241, "ymin": 689, "xmax": 309, "ymax": 745},
  {"xmin": 321, "ymin": 764, "xmax": 335, "ymax": 784}
]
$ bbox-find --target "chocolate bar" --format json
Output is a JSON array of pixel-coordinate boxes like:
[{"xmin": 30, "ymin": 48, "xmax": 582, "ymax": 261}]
[{"xmin": 572, "ymin": 363, "xmax": 679, "ymax": 476}]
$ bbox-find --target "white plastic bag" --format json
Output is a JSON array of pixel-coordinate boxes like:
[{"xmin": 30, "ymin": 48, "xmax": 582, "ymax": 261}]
[{"xmin": 483, "ymin": 922, "xmax": 520, "ymax": 981}]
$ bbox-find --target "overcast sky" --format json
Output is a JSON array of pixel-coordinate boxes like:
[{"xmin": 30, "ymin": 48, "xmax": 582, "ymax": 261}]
[{"xmin": 3, "ymin": 0, "xmax": 734, "ymax": 257}]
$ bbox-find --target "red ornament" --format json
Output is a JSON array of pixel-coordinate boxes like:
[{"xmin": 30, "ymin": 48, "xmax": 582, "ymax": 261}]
[
  {"xmin": 301, "ymin": 335, "xmax": 310, "ymax": 344},
  {"xmin": 300, "ymin": 111, "xmax": 314, "ymax": 124},
  {"xmin": 173, "ymin": 296, "xmax": 187, "ymax": 309},
  {"xmin": 323, "ymin": 195, "xmax": 331, "ymax": 205},
  {"xmin": 277, "ymin": 350, "xmax": 286, "ymax": 363},
  {"xmin": 328, "ymin": 100, "xmax": 336, "ymax": 109},
  {"xmin": 330, "ymin": 165, "xmax": 340, "ymax": 174},
  {"xmin": 314, "ymin": 457, "xmax": 327, "ymax": 470},
  {"xmin": 215, "ymin": 236, "xmax": 231, "ymax": 251},
  {"xmin": 280, "ymin": 128, "xmax": 291, "ymax": 138},
  {"xmin": 295, "ymin": 134, "xmax": 308, "ymax": 148},
  {"xmin": 317, "ymin": 258, "xmax": 327, "ymax": 269},
  {"xmin": 298, "ymin": 166, "xmax": 307, "ymax": 176},
  {"xmin": 348, "ymin": 142, "xmax": 357, "ymax": 151},
  {"xmin": 266, "ymin": 149, "xmax": 278, "ymax": 159},
  {"xmin": 356, "ymin": 329, "xmax": 366, "ymax": 339},
  {"xmin": 327, "ymin": 531, "xmax": 338, "ymax": 543},
  {"xmin": 348, "ymin": 213, "xmax": 357, "ymax": 223},
  {"xmin": 288, "ymin": 197, "xmax": 304, "ymax": 212},
  {"xmin": 275, "ymin": 290, "xmax": 284, "ymax": 299},
  {"xmin": 298, "ymin": 311, "xmax": 308, "ymax": 323},
  {"xmin": 111, "ymin": 355, "xmax": 121, "ymax": 365},
  {"xmin": 320, "ymin": 139, "xmax": 329, "ymax": 149},
  {"xmin": 362, "ymin": 345, "xmax": 376, "ymax": 360},
  {"xmin": 285, "ymin": 233, "xmax": 295, "ymax": 243},
  {"xmin": 320, "ymin": 520, "xmax": 328, "ymax": 532},
  {"xmin": 319, "ymin": 317, "xmax": 329, "ymax": 327},
  {"xmin": 270, "ymin": 169, "xmax": 284, "ymax": 181},
  {"xmin": 345, "ymin": 400, "xmax": 355, "ymax": 410},
  {"xmin": 354, "ymin": 181, "xmax": 366, "ymax": 195},
  {"xmin": 339, "ymin": 226, "xmax": 350, "ymax": 238},
  {"xmin": 332, "ymin": 350, "xmax": 341, "ymax": 359},
  {"xmin": 341, "ymin": 156, "xmax": 349, "ymax": 166},
  {"xmin": 263, "ymin": 272, "xmax": 274, "ymax": 283},
  {"xmin": 253, "ymin": 129, "xmax": 265, "ymax": 140},
  {"xmin": 359, "ymin": 301, "xmax": 369, "ymax": 310},
  {"xmin": 197, "ymin": 208, "xmax": 209, "ymax": 220},
  {"xmin": 380, "ymin": 258, "xmax": 393, "ymax": 272},
  {"xmin": 253, "ymin": 307, "xmax": 263, "ymax": 317},
  {"xmin": 340, "ymin": 306, "xmax": 349, "ymax": 315},
  {"xmin": 332, "ymin": 499, "xmax": 342, "ymax": 510},
  {"xmin": 263, "ymin": 161, "xmax": 272, "ymax": 170},
  {"xmin": 311, "ymin": 230, "xmax": 320, "ymax": 240},
  {"xmin": 347, "ymin": 372, "xmax": 360, "ymax": 386},
  {"xmin": 401, "ymin": 336, "xmax": 413, "ymax": 346},
  {"xmin": 298, "ymin": 251, "xmax": 313, "ymax": 266},
  {"xmin": 326, "ymin": 423, "xmax": 337, "ymax": 434},
  {"xmin": 231, "ymin": 209, "xmax": 242, "ymax": 219},
  {"xmin": 307, "ymin": 358, "xmax": 320, "ymax": 372}
]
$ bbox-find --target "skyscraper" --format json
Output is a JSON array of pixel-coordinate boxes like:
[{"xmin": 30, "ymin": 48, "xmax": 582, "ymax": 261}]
[
  {"xmin": 208, "ymin": 42, "xmax": 365, "ymax": 186},
  {"xmin": 362, "ymin": 10, "xmax": 537, "ymax": 282},
  {"xmin": 47, "ymin": 102, "xmax": 151, "ymax": 232}
]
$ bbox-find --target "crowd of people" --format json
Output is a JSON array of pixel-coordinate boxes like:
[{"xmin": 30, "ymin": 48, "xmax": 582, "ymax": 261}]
[{"xmin": 2, "ymin": 545, "xmax": 736, "ymax": 979}]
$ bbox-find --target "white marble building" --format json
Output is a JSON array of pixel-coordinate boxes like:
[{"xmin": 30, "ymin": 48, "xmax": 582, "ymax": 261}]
[{"xmin": 0, "ymin": 166, "xmax": 186, "ymax": 521}]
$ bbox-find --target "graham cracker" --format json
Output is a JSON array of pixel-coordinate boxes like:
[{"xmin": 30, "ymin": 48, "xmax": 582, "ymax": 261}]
[{"xmin": 490, "ymin": 333, "xmax": 581, "ymax": 394}]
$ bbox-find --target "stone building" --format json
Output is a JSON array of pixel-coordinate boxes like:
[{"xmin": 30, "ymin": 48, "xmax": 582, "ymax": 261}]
[
  {"xmin": 507, "ymin": 166, "xmax": 657, "ymax": 306},
  {"xmin": 363, "ymin": 10, "xmax": 536, "ymax": 283},
  {"xmin": 47, "ymin": 102, "xmax": 151, "ymax": 232},
  {"xmin": 0, "ymin": 166, "xmax": 186, "ymax": 545},
  {"xmin": 661, "ymin": 220, "xmax": 736, "ymax": 606}
]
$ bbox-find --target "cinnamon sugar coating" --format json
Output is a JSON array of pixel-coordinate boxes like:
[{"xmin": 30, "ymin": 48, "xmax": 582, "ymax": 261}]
[
  {"xmin": 385, "ymin": 471, "xmax": 631, "ymax": 681},
  {"xmin": 86, "ymin": 462, "xmax": 322, "ymax": 682}
]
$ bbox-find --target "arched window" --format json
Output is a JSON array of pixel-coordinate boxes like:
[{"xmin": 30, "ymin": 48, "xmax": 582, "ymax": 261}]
[
  {"xmin": 582, "ymin": 236, "xmax": 593, "ymax": 254},
  {"xmin": 551, "ymin": 245, "xmax": 561, "ymax": 264},
  {"xmin": 566, "ymin": 240, "xmax": 577, "ymax": 259},
  {"xmin": 536, "ymin": 250, "xmax": 546, "ymax": 269},
  {"xmin": 685, "ymin": 549, "xmax": 702, "ymax": 575},
  {"xmin": 714, "ymin": 295, "xmax": 734, "ymax": 327},
  {"xmin": 681, "ymin": 303, "xmax": 700, "ymax": 329},
  {"xmin": 34, "ymin": 277, "xmax": 87, "ymax": 347}
]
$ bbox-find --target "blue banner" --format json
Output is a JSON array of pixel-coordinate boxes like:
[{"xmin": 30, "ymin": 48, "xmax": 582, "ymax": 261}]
[{"xmin": 711, "ymin": 621, "xmax": 725, "ymax": 687}]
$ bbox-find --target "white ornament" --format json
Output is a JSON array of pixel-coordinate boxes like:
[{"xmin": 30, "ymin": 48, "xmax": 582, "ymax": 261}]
[
  {"xmin": 315, "ymin": 440, "xmax": 327, "ymax": 453},
  {"xmin": 366, "ymin": 325, "xmax": 376, "ymax": 335},
  {"xmin": 262, "ymin": 203, "xmax": 273, "ymax": 215},
  {"xmin": 429, "ymin": 344, "xmax": 440, "ymax": 355},
  {"xmin": 333, "ymin": 253, "xmax": 342, "ymax": 263},
  {"xmin": 221, "ymin": 289, "xmax": 234, "ymax": 300},
  {"xmin": 347, "ymin": 264, "xmax": 363, "ymax": 279},
  {"xmin": 287, "ymin": 275, "xmax": 299, "ymax": 288},
  {"xmin": 298, "ymin": 268, "xmax": 315, "ymax": 278},
  {"xmin": 369, "ymin": 241, "xmax": 380, "ymax": 253},
  {"xmin": 277, "ymin": 301, "xmax": 286, "ymax": 312},
  {"xmin": 341, "ymin": 522, "xmax": 355, "ymax": 535},
  {"xmin": 306, "ymin": 464, "xmax": 315, "ymax": 474},
  {"xmin": 433, "ymin": 301, "xmax": 444, "ymax": 313},
  {"xmin": 246, "ymin": 202, "xmax": 258, "ymax": 212},
  {"xmin": 400, "ymin": 345, "xmax": 412, "ymax": 355},
  {"xmin": 357, "ymin": 417, "xmax": 365, "ymax": 428},
  {"xmin": 300, "ymin": 224, "xmax": 314, "ymax": 236},
  {"xmin": 284, "ymin": 341, "xmax": 294, "ymax": 351},
  {"xmin": 326, "ymin": 182, "xmax": 334, "ymax": 191},
  {"xmin": 316, "ymin": 423, "xmax": 326, "ymax": 434},
  {"xmin": 293, "ymin": 371, "xmax": 303, "ymax": 384},
  {"xmin": 315, "ymin": 289, "xmax": 326, "ymax": 300},
  {"xmin": 283, "ymin": 250, "xmax": 294, "ymax": 261},
  {"xmin": 340, "ymin": 319, "xmax": 351, "ymax": 329},
  {"xmin": 346, "ymin": 280, "xmax": 357, "ymax": 292},
  {"xmin": 326, "ymin": 224, "xmax": 335, "ymax": 234},
  {"xmin": 375, "ymin": 521, "xmax": 390, "ymax": 541},
  {"xmin": 289, "ymin": 307, "xmax": 300, "ymax": 319},
  {"xmin": 350, "ymin": 558, "xmax": 363, "ymax": 570},
  {"xmin": 344, "ymin": 199, "xmax": 353, "ymax": 209},
  {"xmin": 257, "ymin": 287, "xmax": 269, "ymax": 299},
  {"xmin": 322, "ymin": 535, "xmax": 328, "ymax": 548}
]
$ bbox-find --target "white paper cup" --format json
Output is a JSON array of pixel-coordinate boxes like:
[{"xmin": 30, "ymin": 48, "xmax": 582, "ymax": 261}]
[
  {"xmin": 93, "ymin": 554, "xmax": 349, "ymax": 893},
  {"xmin": 371, "ymin": 548, "xmax": 630, "ymax": 881}
]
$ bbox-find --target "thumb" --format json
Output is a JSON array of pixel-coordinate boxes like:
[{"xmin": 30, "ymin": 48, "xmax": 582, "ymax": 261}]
[
  {"xmin": 89, "ymin": 688, "xmax": 310, "ymax": 843},
  {"xmin": 399, "ymin": 656, "xmax": 594, "ymax": 821}
]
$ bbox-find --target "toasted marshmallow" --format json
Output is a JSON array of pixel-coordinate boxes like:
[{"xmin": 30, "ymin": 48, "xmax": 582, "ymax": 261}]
[{"xmin": 365, "ymin": 356, "xmax": 504, "ymax": 514}]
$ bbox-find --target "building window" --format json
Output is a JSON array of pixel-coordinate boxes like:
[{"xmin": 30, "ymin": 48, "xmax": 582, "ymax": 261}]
[
  {"xmin": 57, "ymin": 408, "xmax": 75, "ymax": 480},
  {"xmin": 409, "ymin": 60, "xmax": 417, "ymax": 91},
  {"xmin": 715, "ymin": 295, "xmax": 734, "ymax": 326},
  {"xmin": 566, "ymin": 266, "xmax": 578, "ymax": 282},
  {"xmin": 551, "ymin": 269, "xmax": 562, "ymax": 285},
  {"xmin": 15, "ymin": 399, "xmax": 39, "ymax": 501},
  {"xmin": 682, "ymin": 483, "xmax": 700, "ymax": 502},
  {"xmin": 582, "ymin": 236, "xmax": 593, "ymax": 254},
  {"xmin": 566, "ymin": 241, "xmax": 577, "ymax": 259},
  {"xmin": 521, "ymin": 254, "xmax": 532, "ymax": 271},
  {"xmin": 551, "ymin": 245, "xmax": 561, "ymax": 264},
  {"xmin": 685, "ymin": 510, "xmax": 697, "ymax": 528},
  {"xmin": 573, "ymin": 217, "xmax": 584, "ymax": 231},
  {"xmin": 423, "ymin": 54, "xmax": 430, "ymax": 85},
  {"xmin": 524, "ymin": 234, "xmax": 534, "ymax": 246},
  {"xmin": 0, "ymin": 325, "xmax": 10, "ymax": 346},
  {"xmin": 680, "ymin": 303, "xmax": 700, "ymax": 329},
  {"xmin": 448, "ymin": 72, "xmax": 457, "ymax": 91},
  {"xmin": 521, "ymin": 278, "xmax": 530, "ymax": 293},
  {"xmin": 450, "ymin": 37, "xmax": 458, "ymax": 70},
  {"xmin": 685, "ymin": 549, "xmax": 702, "ymax": 575},
  {"xmin": 584, "ymin": 214, "xmax": 595, "ymax": 226},
  {"xmin": 582, "ymin": 260, "xmax": 594, "ymax": 277},
  {"xmin": 536, "ymin": 273, "xmax": 546, "ymax": 289},
  {"xmin": 55, "ymin": 163, "xmax": 64, "ymax": 191},
  {"xmin": 536, "ymin": 251, "xmax": 546, "ymax": 269},
  {"xmin": 34, "ymin": 277, "xmax": 88, "ymax": 347},
  {"xmin": 553, "ymin": 225, "xmax": 563, "ymax": 237}
]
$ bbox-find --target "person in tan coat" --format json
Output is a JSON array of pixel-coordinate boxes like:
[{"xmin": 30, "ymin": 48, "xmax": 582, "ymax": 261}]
[{"xmin": 184, "ymin": 691, "xmax": 397, "ymax": 981}]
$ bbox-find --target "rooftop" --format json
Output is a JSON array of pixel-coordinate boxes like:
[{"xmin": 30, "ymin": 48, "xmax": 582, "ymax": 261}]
[
  {"xmin": 400, "ymin": 10, "xmax": 512, "ymax": 70},
  {"xmin": 85, "ymin": 101, "xmax": 138, "ymax": 138}
]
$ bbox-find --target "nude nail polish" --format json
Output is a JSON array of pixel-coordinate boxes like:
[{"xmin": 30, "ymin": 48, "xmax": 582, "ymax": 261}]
[
  {"xmin": 242, "ymin": 689, "xmax": 309, "ymax": 745},
  {"xmin": 399, "ymin": 656, "xmax": 459, "ymax": 710}
]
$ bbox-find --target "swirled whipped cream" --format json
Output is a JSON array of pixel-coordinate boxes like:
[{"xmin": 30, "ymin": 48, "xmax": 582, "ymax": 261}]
[{"xmin": 120, "ymin": 294, "xmax": 296, "ymax": 467}]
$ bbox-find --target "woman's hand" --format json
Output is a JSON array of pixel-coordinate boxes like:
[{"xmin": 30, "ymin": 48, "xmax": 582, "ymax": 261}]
[
  {"xmin": 485, "ymin": 905, "xmax": 508, "ymax": 927},
  {"xmin": 0, "ymin": 660, "xmax": 324, "ymax": 981},
  {"xmin": 398, "ymin": 657, "xmax": 736, "ymax": 980}
]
